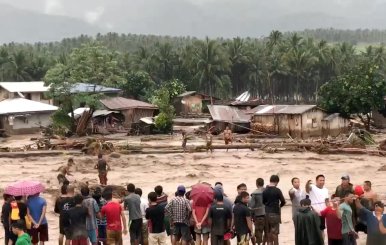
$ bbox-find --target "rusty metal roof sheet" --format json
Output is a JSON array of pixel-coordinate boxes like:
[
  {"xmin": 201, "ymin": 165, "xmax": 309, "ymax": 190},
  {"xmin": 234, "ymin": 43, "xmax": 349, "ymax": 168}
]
[
  {"xmin": 100, "ymin": 97, "xmax": 157, "ymax": 110},
  {"xmin": 207, "ymin": 105, "xmax": 250, "ymax": 122},
  {"xmin": 254, "ymin": 105, "xmax": 317, "ymax": 115}
]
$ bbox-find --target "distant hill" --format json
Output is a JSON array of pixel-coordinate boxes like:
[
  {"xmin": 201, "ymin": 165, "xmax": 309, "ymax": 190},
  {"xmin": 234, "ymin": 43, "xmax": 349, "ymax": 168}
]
[{"xmin": 0, "ymin": 4, "xmax": 103, "ymax": 43}]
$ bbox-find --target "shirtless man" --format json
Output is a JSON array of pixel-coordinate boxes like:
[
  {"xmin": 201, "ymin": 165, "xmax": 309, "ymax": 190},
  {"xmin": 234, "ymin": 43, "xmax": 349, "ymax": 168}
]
[
  {"xmin": 223, "ymin": 126, "xmax": 232, "ymax": 152},
  {"xmin": 57, "ymin": 158, "xmax": 74, "ymax": 185},
  {"xmin": 94, "ymin": 153, "xmax": 111, "ymax": 185},
  {"xmin": 181, "ymin": 131, "xmax": 188, "ymax": 153},
  {"xmin": 362, "ymin": 180, "xmax": 378, "ymax": 210},
  {"xmin": 206, "ymin": 131, "xmax": 213, "ymax": 153}
]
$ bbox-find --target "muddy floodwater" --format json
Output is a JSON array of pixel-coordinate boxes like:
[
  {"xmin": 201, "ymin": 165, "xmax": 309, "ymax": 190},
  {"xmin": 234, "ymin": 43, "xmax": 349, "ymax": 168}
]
[{"xmin": 1, "ymin": 134, "xmax": 385, "ymax": 244}]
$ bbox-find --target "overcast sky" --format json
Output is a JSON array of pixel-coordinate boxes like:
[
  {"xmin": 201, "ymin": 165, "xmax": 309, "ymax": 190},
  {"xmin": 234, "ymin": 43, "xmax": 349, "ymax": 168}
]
[{"xmin": 1, "ymin": 0, "xmax": 386, "ymax": 41}]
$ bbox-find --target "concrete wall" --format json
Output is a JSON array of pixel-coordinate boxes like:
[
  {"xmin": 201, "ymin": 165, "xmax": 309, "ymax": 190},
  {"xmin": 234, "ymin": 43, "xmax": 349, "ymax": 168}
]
[
  {"xmin": 1, "ymin": 112, "xmax": 53, "ymax": 135},
  {"xmin": 322, "ymin": 116, "xmax": 349, "ymax": 137},
  {"xmin": 174, "ymin": 95, "xmax": 203, "ymax": 115},
  {"xmin": 253, "ymin": 108, "xmax": 327, "ymax": 138},
  {"xmin": 301, "ymin": 109, "xmax": 327, "ymax": 137}
]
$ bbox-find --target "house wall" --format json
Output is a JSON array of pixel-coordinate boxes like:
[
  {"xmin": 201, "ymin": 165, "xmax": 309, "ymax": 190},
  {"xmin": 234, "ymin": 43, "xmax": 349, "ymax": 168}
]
[
  {"xmin": 300, "ymin": 109, "xmax": 327, "ymax": 137},
  {"xmin": 1, "ymin": 113, "xmax": 53, "ymax": 135},
  {"xmin": 321, "ymin": 117, "xmax": 350, "ymax": 137},
  {"xmin": 373, "ymin": 110, "xmax": 386, "ymax": 128},
  {"xmin": 122, "ymin": 108, "xmax": 155, "ymax": 128},
  {"xmin": 253, "ymin": 109, "xmax": 327, "ymax": 138},
  {"xmin": 0, "ymin": 89, "xmax": 53, "ymax": 104},
  {"xmin": 175, "ymin": 95, "xmax": 203, "ymax": 115}
]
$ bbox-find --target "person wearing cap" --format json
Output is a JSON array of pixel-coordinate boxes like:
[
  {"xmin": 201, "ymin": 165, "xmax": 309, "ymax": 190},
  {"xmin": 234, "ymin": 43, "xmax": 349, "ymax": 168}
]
[
  {"xmin": 294, "ymin": 197, "xmax": 323, "ymax": 245},
  {"xmin": 356, "ymin": 199, "xmax": 386, "ymax": 244},
  {"xmin": 11, "ymin": 220, "xmax": 32, "ymax": 245},
  {"xmin": 165, "ymin": 185, "xmax": 192, "ymax": 245},
  {"xmin": 213, "ymin": 184, "xmax": 233, "ymax": 210},
  {"xmin": 335, "ymin": 175, "xmax": 354, "ymax": 199}
]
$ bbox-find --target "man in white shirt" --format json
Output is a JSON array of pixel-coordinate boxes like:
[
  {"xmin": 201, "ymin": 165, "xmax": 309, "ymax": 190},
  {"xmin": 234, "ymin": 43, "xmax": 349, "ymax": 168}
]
[
  {"xmin": 289, "ymin": 177, "xmax": 306, "ymax": 223},
  {"xmin": 306, "ymin": 174, "xmax": 329, "ymax": 238},
  {"xmin": 135, "ymin": 188, "xmax": 149, "ymax": 245}
]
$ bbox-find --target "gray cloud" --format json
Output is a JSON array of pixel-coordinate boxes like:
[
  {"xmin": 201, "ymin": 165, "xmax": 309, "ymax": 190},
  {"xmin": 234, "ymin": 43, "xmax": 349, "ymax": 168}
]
[{"xmin": 0, "ymin": 0, "xmax": 386, "ymax": 42}]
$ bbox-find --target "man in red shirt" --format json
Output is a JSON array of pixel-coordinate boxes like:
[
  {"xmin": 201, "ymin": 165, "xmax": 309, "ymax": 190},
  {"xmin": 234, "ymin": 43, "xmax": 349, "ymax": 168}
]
[
  {"xmin": 101, "ymin": 189, "xmax": 128, "ymax": 245},
  {"xmin": 320, "ymin": 198, "xmax": 343, "ymax": 245}
]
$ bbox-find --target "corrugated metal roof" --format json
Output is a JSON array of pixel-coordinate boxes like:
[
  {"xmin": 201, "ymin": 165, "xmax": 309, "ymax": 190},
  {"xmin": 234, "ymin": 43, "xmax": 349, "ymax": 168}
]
[
  {"xmin": 177, "ymin": 91, "xmax": 197, "ymax": 97},
  {"xmin": 322, "ymin": 113, "xmax": 341, "ymax": 121},
  {"xmin": 93, "ymin": 110, "xmax": 119, "ymax": 117},
  {"xmin": 70, "ymin": 83, "xmax": 121, "ymax": 94},
  {"xmin": 0, "ymin": 98, "xmax": 58, "ymax": 115},
  {"xmin": 100, "ymin": 97, "xmax": 157, "ymax": 110},
  {"xmin": 0, "ymin": 81, "xmax": 49, "ymax": 93},
  {"xmin": 254, "ymin": 105, "xmax": 317, "ymax": 115},
  {"xmin": 207, "ymin": 105, "xmax": 250, "ymax": 123}
]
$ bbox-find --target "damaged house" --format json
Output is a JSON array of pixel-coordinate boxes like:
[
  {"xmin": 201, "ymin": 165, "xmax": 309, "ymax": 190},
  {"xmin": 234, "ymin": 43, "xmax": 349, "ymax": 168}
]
[
  {"xmin": 100, "ymin": 97, "xmax": 157, "ymax": 129},
  {"xmin": 250, "ymin": 105, "xmax": 349, "ymax": 138},
  {"xmin": 0, "ymin": 98, "xmax": 58, "ymax": 135}
]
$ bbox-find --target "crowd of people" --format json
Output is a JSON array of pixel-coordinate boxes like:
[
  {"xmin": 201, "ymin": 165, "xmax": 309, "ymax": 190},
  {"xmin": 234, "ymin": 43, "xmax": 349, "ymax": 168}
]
[{"xmin": 1, "ymin": 155, "xmax": 386, "ymax": 245}]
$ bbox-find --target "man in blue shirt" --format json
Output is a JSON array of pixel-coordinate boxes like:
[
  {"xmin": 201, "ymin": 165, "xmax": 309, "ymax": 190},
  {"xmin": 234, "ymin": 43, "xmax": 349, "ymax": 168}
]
[
  {"xmin": 27, "ymin": 193, "xmax": 48, "ymax": 245},
  {"xmin": 356, "ymin": 199, "xmax": 386, "ymax": 245}
]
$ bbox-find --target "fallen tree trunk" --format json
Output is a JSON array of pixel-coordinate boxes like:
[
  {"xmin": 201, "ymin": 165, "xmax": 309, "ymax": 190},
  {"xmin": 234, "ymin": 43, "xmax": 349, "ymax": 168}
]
[{"xmin": 0, "ymin": 150, "xmax": 83, "ymax": 158}]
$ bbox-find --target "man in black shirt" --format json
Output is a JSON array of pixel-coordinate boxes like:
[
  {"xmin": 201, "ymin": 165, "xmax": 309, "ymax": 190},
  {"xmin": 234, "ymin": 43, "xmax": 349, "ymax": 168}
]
[
  {"xmin": 262, "ymin": 175, "xmax": 286, "ymax": 245},
  {"xmin": 146, "ymin": 192, "xmax": 166, "ymax": 245},
  {"xmin": 1, "ymin": 194, "xmax": 12, "ymax": 245},
  {"xmin": 66, "ymin": 194, "xmax": 89, "ymax": 245},
  {"xmin": 54, "ymin": 185, "xmax": 75, "ymax": 245},
  {"xmin": 232, "ymin": 192, "xmax": 253, "ymax": 245},
  {"xmin": 94, "ymin": 154, "xmax": 111, "ymax": 185},
  {"xmin": 234, "ymin": 183, "xmax": 247, "ymax": 204},
  {"xmin": 208, "ymin": 192, "xmax": 232, "ymax": 245}
]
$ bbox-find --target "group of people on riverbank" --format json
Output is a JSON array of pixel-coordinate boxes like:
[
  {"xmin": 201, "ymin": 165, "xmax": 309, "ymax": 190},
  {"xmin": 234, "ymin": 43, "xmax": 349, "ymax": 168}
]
[{"xmin": 1, "ymin": 155, "xmax": 386, "ymax": 245}]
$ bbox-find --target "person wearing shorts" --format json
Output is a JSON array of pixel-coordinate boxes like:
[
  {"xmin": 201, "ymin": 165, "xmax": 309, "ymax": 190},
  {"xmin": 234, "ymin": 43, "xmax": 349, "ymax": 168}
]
[
  {"xmin": 67, "ymin": 194, "xmax": 89, "ymax": 245},
  {"xmin": 263, "ymin": 175, "xmax": 286, "ymax": 245},
  {"xmin": 249, "ymin": 178, "xmax": 266, "ymax": 245},
  {"xmin": 165, "ymin": 186, "xmax": 192, "ymax": 245},
  {"xmin": 146, "ymin": 192, "xmax": 167, "ymax": 245},
  {"xmin": 27, "ymin": 193, "xmax": 49, "ymax": 245},
  {"xmin": 54, "ymin": 185, "xmax": 75, "ymax": 245},
  {"xmin": 81, "ymin": 186, "xmax": 100, "ymax": 245},
  {"xmin": 124, "ymin": 184, "xmax": 143, "ymax": 245},
  {"xmin": 233, "ymin": 192, "xmax": 253, "ymax": 245},
  {"xmin": 208, "ymin": 192, "xmax": 232, "ymax": 245},
  {"xmin": 192, "ymin": 201, "xmax": 210, "ymax": 245},
  {"xmin": 101, "ymin": 188, "xmax": 128, "ymax": 245},
  {"xmin": 94, "ymin": 154, "xmax": 110, "ymax": 186}
]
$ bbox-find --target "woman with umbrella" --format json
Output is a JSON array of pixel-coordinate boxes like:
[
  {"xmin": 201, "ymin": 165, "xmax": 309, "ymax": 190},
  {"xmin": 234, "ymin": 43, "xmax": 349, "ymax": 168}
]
[
  {"xmin": 4, "ymin": 180, "xmax": 48, "ymax": 245},
  {"xmin": 191, "ymin": 183, "xmax": 214, "ymax": 245}
]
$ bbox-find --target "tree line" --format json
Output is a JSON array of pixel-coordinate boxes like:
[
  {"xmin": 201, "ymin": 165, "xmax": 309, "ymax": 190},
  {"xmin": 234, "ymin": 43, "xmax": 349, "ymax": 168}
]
[{"xmin": 1, "ymin": 30, "xmax": 386, "ymax": 104}]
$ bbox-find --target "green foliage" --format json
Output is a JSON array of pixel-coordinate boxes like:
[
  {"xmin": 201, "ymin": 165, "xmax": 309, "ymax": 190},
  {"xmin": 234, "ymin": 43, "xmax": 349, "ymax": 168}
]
[
  {"xmin": 119, "ymin": 71, "xmax": 155, "ymax": 100},
  {"xmin": 50, "ymin": 109, "xmax": 73, "ymax": 135},
  {"xmin": 160, "ymin": 79, "xmax": 186, "ymax": 100},
  {"xmin": 318, "ymin": 62, "xmax": 386, "ymax": 127},
  {"xmin": 155, "ymin": 112, "xmax": 173, "ymax": 133},
  {"xmin": 3, "ymin": 30, "xmax": 386, "ymax": 105},
  {"xmin": 152, "ymin": 87, "xmax": 175, "ymax": 133}
]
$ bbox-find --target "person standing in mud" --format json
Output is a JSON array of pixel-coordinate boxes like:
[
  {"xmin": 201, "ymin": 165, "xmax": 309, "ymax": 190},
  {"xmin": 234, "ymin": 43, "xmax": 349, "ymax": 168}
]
[
  {"xmin": 223, "ymin": 126, "xmax": 232, "ymax": 152},
  {"xmin": 205, "ymin": 131, "xmax": 213, "ymax": 153},
  {"xmin": 94, "ymin": 154, "xmax": 110, "ymax": 186},
  {"xmin": 181, "ymin": 131, "xmax": 188, "ymax": 153},
  {"xmin": 57, "ymin": 158, "xmax": 74, "ymax": 185}
]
